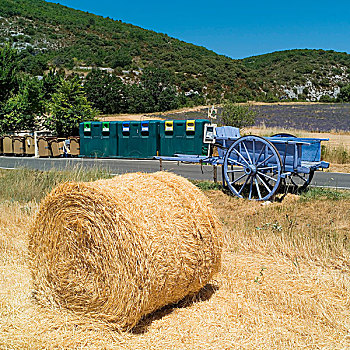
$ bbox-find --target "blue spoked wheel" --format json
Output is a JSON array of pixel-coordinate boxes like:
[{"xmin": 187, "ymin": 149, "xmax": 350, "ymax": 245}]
[{"xmin": 223, "ymin": 135, "xmax": 282, "ymax": 201}]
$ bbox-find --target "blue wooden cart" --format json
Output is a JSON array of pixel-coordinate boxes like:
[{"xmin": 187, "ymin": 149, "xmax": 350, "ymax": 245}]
[{"xmin": 155, "ymin": 126, "xmax": 330, "ymax": 201}]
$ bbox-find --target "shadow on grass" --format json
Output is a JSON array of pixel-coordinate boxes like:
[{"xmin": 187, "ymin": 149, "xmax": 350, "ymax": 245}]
[{"xmin": 132, "ymin": 283, "xmax": 219, "ymax": 334}]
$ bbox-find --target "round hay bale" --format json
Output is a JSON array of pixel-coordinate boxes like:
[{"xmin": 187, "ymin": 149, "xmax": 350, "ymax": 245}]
[{"xmin": 28, "ymin": 171, "xmax": 222, "ymax": 329}]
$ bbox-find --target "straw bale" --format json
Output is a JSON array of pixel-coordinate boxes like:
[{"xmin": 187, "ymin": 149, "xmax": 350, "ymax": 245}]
[{"xmin": 28, "ymin": 171, "xmax": 222, "ymax": 329}]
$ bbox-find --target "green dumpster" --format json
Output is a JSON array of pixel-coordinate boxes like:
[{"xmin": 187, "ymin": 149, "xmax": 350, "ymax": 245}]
[
  {"xmin": 159, "ymin": 119, "xmax": 210, "ymax": 156},
  {"xmin": 79, "ymin": 121, "xmax": 118, "ymax": 157},
  {"xmin": 117, "ymin": 120, "xmax": 160, "ymax": 158}
]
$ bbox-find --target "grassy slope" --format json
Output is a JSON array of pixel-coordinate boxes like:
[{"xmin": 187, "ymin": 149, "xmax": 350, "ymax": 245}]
[
  {"xmin": 1, "ymin": 0, "xmax": 350, "ymax": 99},
  {"xmin": 0, "ymin": 0, "xmax": 243, "ymax": 96},
  {"xmin": 243, "ymin": 49, "xmax": 350, "ymax": 87},
  {"xmin": 0, "ymin": 169, "xmax": 349, "ymax": 349}
]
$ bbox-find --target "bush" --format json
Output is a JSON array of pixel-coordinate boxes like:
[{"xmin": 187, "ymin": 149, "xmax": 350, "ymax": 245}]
[
  {"xmin": 221, "ymin": 101, "xmax": 256, "ymax": 129},
  {"xmin": 337, "ymin": 84, "xmax": 350, "ymax": 102},
  {"xmin": 319, "ymin": 95, "xmax": 336, "ymax": 103}
]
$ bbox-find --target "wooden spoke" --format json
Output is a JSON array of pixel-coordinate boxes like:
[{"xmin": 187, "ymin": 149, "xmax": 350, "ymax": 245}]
[
  {"xmin": 254, "ymin": 177, "xmax": 262, "ymax": 200},
  {"xmin": 227, "ymin": 158, "xmax": 245, "ymax": 167},
  {"xmin": 231, "ymin": 173, "xmax": 247, "ymax": 185},
  {"xmin": 256, "ymin": 174, "xmax": 272, "ymax": 192},
  {"xmin": 248, "ymin": 176, "xmax": 253, "ymax": 200},
  {"xmin": 238, "ymin": 175, "xmax": 250, "ymax": 195},
  {"xmin": 232, "ymin": 148, "xmax": 250, "ymax": 167},
  {"xmin": 242, "ymin": 141, "xmax": 252, "ymax": 164},
  {"xmin": 257, "ymin": 166, "xmax": 278, "ymax": 171},
  {"xmin": 252, "ymin": 139, "xmax": 255, "ymax": 164},
  {"xmin": 256, "ymin": 153, "xmax": 274, "ymax": 168},
  {"xmin": 257, "ymin": 171, "xmax": 278, "ymax": 182},
  {"xmin": 255, "ymin": 144, "xmax": 266, "ymax": 165},
  {"xmin": 226, "ymin": 169, "xmax": 245, "ymax": 173}
]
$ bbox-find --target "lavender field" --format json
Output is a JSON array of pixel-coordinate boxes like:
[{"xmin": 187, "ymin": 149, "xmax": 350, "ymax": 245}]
[
  {"xmin": 252, "ymin": 104, "xmax": 350, "ymax": 132},
  {"xmin": 156, "ymin": 103, "xmax": 350, "ymax": 132}
]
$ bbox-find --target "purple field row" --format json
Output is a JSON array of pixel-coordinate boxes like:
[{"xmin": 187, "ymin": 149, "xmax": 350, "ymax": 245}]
[
  {"xmin": 157, "ymin": 103, "xmax": 350, "ymax": 132},
  {"xmin": 252, "ymin": 104, "xmax": 350, "ymax": 132}
]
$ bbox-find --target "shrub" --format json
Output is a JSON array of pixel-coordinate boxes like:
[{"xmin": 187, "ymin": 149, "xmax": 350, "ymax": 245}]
[
  {"xmin": 337, "ymin": 84, "xmax": 350, "ymax": 102},
  {"xmin": 222, "ymin": 101, "xmax": 256, "ymax": 129}
]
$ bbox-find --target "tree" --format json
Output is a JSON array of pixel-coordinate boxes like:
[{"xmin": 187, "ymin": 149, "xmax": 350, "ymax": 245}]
[
  {"xmin": 124, "ymin": 84, "xmax": 149, "ymax": 113},
  {"xmin": 222, "ymin": 101, "xmax": 256, "ymax": 129},
  {"xmin": 0, "ymin": 43, "xmax": 19, "ymax": 104},
  {"xmin": 0, "ymin": 70, "xmax": 66, "ymax": 134},
  {"xmin": 46, "ymin": 76, "xmax": 98, "ymax": 136},
  {"xmin": 84, "ymin": 70, "xmax": 127, "ymax": 113},
  {"xmin": 141, "ymin": 67, "xmax": 179, "ymax": 112},
  {"xmin": 111, "ymin": 48, "xmax": 132, "ymax": 68},
  {"xmin": 41, "ymin": 68, "xmax": 63, "ymax": 101},
  {"xmin": 337, "ymin": 84, "xmax": 350, "ymax": 102},
  {"xmin": 0, "ymin": 75, "xmax": 43, "ymax": 133}
]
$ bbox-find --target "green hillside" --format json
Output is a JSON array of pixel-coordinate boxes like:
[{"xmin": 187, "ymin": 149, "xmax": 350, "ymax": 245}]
[
  {"xmin": 242, "ymin": 49, "xmax": 350, "ymax": 101},
  {"xmin": 1, "ymin": 0, "xmax": 350, "ymax": 102}
]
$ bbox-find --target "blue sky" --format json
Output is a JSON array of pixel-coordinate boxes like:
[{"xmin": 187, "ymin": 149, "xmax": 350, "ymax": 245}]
[{"xmin": 55, "ymin": 0, "xmax": 350, "ymax": 59}]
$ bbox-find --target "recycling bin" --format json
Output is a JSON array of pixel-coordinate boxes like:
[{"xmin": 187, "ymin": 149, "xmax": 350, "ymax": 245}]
[{"xmin": 159, "ymin": 119, "xmax": 210, "ymax": 156}]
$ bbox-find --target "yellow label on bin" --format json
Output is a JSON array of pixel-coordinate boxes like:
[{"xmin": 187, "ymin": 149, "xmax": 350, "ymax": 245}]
[
  {"xmin": 186, "ymin": 120, "xmax": 195, "ymax": 132},
  {"xmin": 165, "ymin": 121, "xmax": 173, "ymax": 132}
]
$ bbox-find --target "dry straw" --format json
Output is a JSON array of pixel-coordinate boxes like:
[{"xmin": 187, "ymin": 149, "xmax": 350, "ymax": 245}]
[{"xmin": 28, "ymin": 171, "xmax": 222, "ymax": 330}]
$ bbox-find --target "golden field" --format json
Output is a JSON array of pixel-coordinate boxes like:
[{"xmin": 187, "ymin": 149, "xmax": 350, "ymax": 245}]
[{"xmin": 0, "ymin": 168, "xmax": 349, "ymax": 349}]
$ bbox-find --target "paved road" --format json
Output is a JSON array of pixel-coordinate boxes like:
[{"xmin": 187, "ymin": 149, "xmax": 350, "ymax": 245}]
[{"xmin": 0, "ymin": 156, "xmax": 349, "ymax": 189}]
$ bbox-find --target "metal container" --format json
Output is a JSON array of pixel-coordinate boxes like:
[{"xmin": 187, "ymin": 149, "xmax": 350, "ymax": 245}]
[
  {"xmin": 159, "ymin": 119, "xmax": 210, "ymax": 156},
  {"xmin": 3, "ymin": 136, "xmax": 13, "ymax": 155},
  {"xmin": 24, "ymin": 135, "xmax": 35, "ymax": 156},
  {"xmin": 117, "ymin": 120, "xmax": 160, "ymax": 158},
  {"xmin": 38, "ymin": 137, "xmax": 52, "ymax": 157},
  {"xmin": 13, "ymin": 136, "xmax": 25, "ymax": 155},
  {"xmin": 79, "ymin": 121, "xmax": 118, "ymax": 158}
]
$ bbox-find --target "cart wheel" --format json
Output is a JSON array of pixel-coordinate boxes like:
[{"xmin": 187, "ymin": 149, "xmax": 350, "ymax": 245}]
[
  {"xmin": 271, "ymin": 133, "xmax": 297, "ymax": 138},
  {"xmin": 290, "ymin": 170, "xmax": 314, "ymax": 191},
  {"xmin": 223, "ymin": 135, "xmax": 282, "ymax": 201}
]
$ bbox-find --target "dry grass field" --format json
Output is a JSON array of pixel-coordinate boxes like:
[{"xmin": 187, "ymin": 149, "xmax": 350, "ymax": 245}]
[{"xmin": 0, "ymin": 169, "xmax": 349, "ymax": 349}]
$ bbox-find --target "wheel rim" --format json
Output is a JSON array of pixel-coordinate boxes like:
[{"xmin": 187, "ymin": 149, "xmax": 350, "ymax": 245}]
[
  {"xmin": 223, "ymin": 135, "xmax": 282, "ymax": 201},
  {"xmin": 290, "ymin": 170, "xmax": 314, "ymax": 191},
  {"xmin": 271, "ymin": 133, "xmax": 297, "ymax": 138}
]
